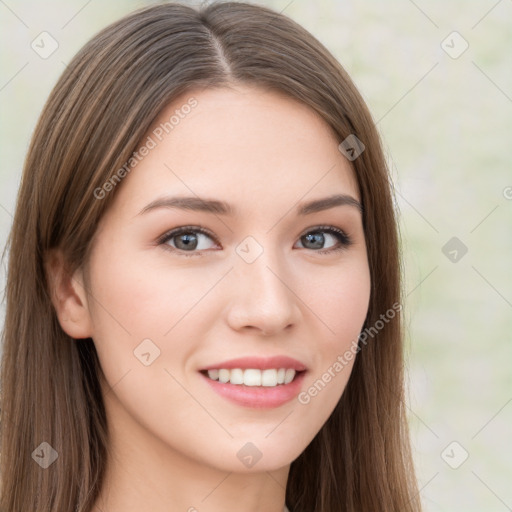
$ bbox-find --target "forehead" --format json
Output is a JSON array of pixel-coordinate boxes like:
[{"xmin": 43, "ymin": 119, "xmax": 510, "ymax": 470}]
[{"xmin": 113, "ymin": 85, "xmax": 360, "ymax": 217}]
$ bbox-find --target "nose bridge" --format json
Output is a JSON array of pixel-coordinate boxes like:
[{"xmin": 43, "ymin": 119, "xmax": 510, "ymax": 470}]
[{"xmin": 227, "ymin": 237, "xmax": 299, "ymax": 334}]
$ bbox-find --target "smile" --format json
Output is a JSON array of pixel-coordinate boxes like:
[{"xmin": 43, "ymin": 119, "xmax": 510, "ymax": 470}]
[
  {"xmin": 199, "ymin": 355, "xmax": 307, "ymax": 408},
  {"xmin": 204, "ymin": 368, "xmax": 298, "ymax": 387}
]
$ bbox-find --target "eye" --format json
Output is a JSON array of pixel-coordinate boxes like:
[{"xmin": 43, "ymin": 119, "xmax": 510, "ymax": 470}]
[
  {"xmin": 295, "ymin": 225, "xmax": 352, "ymax": 254},
  {"xmin": 158, "ymin": 226, "xmax": 219, "ymax": 257},
  {"xmin": 157, "ymin": 224, "xmax": 352, "ymax": 257}
]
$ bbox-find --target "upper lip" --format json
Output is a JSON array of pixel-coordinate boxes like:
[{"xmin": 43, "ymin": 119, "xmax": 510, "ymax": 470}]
[{"xmin": 200, "ymin": 356, "xmax": 307, "ymax": 372}]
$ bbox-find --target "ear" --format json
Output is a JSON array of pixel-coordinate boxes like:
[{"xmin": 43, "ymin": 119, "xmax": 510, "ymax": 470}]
[{"xmin": 45, "ymin": 249, "xmax": 94, "ymax": 339}]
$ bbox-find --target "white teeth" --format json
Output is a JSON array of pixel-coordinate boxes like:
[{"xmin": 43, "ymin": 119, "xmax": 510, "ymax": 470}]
[
  {"xmin": 207, "ymin": 369, "xmax": 219, "ymax": 381},
  {"xmin": 261, "ymin": 369, "xmax": 277, "ymax": 387},
  {"xmin": 243, "ymin": 369, "xmax": 261, "ymax": 386},
  {"xmin": 218, "ymin": 369, "xmax": 230, "ymax": 383},
  {"xmin": 284, "ymin": 369, "xmax": 295, "ymax": 384},
  {"xmin": 205, "ymin": 368, "xmax": 297, "ymax": 387},
  {"xmin": 230, "ymin": 368, "xmax": 244, "ymax": 385}
]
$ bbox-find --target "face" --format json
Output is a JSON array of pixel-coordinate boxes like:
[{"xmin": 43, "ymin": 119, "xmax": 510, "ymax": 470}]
[{"xmin": 81, "ymin": 85, "xmax": 370, "ymax": 473}]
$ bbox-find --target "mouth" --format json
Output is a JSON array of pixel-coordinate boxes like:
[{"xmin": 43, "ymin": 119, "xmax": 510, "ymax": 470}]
[
  {"xmin": 200, "ymin": 367, "xmax": 305, "ymax": 387},
  {"xmin": 199, "ymin": 355, "xmax": 307, "ymax": 408}
]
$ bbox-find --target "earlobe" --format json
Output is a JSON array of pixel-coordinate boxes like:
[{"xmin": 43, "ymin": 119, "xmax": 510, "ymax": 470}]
[{"xmin": 45, "ymin": 249, "xmax": 94, "ymax": 340}]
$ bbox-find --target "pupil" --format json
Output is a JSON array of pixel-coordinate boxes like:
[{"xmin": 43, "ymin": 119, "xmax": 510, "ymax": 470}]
[
  {"xmin": 304, "ymin": 232, "xmax": 324, "ymax": 249},
  {"xmin": 176, "ymin": 233, "xmax": 197, "ymax": 250}
]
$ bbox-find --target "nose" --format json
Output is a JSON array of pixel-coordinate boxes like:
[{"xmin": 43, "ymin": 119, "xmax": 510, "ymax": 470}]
[{"xmin": 225, "ymin": 249, "xmax": 301, "ymax": 336}]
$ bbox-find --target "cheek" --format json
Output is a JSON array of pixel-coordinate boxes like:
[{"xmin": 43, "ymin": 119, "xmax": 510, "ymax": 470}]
[
  {"xmin": 293, "ymin": 258, "xmax": 370, "ymax": 413},
  {"xmin": 87, "ymin": 245, "xmax": 212, "ymax": 338},
  {"xmin": 301, "ymin": 258, "xmax": 371, "ymax": 348},
  {"xmin": 85, "ymin": 245, "xmax": 223, "ymax": 389}
]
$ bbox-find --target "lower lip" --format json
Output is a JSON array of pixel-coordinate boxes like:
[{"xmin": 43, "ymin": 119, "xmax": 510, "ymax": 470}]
[{"xmin": 200, "ymin": 371, "xmax": 306, "ymax": 409}]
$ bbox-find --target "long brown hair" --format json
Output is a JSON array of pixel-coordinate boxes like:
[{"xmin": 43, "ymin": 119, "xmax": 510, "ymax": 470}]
[{"xmin": 0, "ymin": 2, "xmax": 421, "ymax": 511}]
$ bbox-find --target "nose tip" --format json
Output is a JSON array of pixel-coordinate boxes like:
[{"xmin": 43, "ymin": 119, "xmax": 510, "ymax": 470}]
[{"xmin": 226, "ymin": 260, "xmax": 300, "ymax": 336}]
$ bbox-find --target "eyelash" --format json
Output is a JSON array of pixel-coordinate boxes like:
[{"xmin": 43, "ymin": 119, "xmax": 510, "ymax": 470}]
[{"xmin": 157, "ymin": 225, "xmax": 353, "ymax": 258}]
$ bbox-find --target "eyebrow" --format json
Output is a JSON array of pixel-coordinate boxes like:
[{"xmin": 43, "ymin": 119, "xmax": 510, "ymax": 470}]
[{"xmin": 137, "ymin": 193, "xmax": 363, "ymax": 217}]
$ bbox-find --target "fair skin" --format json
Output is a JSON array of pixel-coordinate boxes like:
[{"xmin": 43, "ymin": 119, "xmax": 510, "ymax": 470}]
[{"xmin": 48, "ymin": 85, "xmax": 371, "ymax": 512}]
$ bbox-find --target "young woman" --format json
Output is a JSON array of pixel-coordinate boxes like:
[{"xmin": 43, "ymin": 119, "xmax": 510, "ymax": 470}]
[{"xmin": 0, "ymin": 2, "xmax": 422, "ymax": 511}]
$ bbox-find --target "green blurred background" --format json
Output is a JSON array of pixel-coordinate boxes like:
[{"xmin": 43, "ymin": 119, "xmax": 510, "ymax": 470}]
[{"xmin": 1, "ymin": 1, "xmax": 511, "ymax": 510}]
